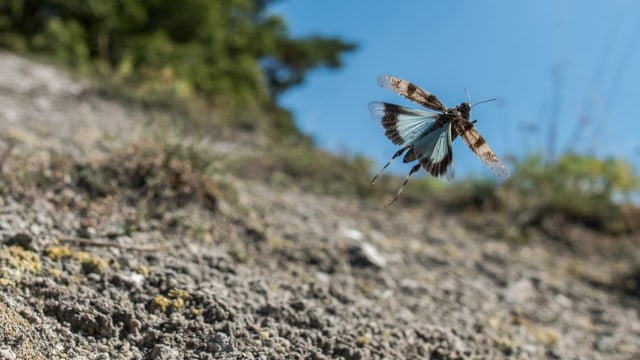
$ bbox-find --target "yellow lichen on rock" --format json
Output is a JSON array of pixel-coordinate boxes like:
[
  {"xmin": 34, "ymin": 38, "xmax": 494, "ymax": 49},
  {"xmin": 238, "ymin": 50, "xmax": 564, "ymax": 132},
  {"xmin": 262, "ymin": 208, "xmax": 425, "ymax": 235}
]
[
  {"xmin": 168, "ymin": 288, "xmax": 190, "ymax": 300},
  {"xmin": 0, "ymin": 245, "xmax": 42, "ymax": 286},
  {"xmin": 45, "ymin": 246, "xmax": 108, "ymax": 273},
  {"xmin": 153, "ymin": 295, "xmax": 172, "ymax": 311}
]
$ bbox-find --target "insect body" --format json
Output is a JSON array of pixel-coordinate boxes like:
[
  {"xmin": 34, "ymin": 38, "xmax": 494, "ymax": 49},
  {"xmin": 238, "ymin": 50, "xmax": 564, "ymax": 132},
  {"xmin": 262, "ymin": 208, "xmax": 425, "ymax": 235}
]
[{"xmin": 369, "ymin": 75, "xmax": 509, "ymax": 206}]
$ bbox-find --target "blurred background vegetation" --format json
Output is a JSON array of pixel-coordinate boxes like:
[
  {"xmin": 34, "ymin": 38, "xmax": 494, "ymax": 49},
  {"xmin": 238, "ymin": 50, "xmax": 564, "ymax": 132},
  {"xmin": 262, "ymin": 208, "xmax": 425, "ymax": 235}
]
[
  {"xmin": 0, "ymin": 0, "xmax": 355, "ymax": 140},
  {"xmin": 0, "ymin": 0, "xmax": 638, "ymax": 236}
]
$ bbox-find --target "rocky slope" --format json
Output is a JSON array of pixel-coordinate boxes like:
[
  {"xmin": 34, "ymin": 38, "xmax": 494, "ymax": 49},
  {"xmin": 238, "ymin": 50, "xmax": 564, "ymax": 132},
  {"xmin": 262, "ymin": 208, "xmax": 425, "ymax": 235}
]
[{"xmin": 0, "ymin": 51, "xmax": 639, "ymax": 359}]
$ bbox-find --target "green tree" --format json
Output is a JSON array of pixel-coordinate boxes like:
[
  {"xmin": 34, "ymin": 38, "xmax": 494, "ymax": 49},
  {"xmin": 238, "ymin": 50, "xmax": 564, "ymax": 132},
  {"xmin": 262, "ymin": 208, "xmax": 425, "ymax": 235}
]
[{"xmin": 0, "ymin": 0, "xmax": 355, "ymax": 105}]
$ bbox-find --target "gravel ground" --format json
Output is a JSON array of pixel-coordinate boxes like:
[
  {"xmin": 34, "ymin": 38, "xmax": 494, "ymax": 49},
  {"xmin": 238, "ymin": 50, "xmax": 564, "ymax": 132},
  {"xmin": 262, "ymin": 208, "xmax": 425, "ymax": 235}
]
[{"xmin": 0, "ymin": 51, "xmax": 639, "ymax": 359}]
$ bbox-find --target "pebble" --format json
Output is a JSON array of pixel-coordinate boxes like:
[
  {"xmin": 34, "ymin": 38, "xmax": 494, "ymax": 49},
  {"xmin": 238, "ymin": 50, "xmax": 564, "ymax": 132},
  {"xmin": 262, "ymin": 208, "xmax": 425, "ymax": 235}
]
[{"xmin": 349, "ymin": 242, "xmax": 386, "ymax": 268}]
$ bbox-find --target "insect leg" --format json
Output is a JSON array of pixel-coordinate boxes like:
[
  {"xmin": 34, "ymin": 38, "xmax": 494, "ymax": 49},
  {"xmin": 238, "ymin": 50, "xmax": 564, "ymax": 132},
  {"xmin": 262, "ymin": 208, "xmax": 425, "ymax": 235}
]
[
  {"xmin": 385, "ymin": 163, "xmax": 421, "ymax": 207},
  {"xmin": 371, "ymin": 146, "xmax": 409, "ymax": 185}
]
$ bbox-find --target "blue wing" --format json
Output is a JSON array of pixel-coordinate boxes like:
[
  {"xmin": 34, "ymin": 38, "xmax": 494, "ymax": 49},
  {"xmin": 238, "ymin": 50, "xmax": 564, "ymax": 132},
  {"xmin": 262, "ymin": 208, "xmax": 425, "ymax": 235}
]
[
  {"xmin": 368, "ymin": 102, "xmax": 440, "ymax": 146},
  {"xmin": 412, "ymin": 122, "xmax": 455, "ymax": 180}
]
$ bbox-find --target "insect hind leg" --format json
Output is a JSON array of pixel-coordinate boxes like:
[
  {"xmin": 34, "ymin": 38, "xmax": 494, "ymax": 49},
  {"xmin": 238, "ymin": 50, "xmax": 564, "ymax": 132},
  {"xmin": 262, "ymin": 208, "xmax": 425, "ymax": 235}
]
[
  {"xmin": 385, "ymin": 163, "xmax": 421, "ymax": 207},
  {"xmin": 371, "ymin": 146, "xmax": 410, "ymax": 185}
]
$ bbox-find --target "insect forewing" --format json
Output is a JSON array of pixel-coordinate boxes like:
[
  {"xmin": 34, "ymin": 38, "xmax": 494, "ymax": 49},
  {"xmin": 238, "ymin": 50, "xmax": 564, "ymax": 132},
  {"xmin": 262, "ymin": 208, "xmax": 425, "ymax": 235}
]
[
  {"xmin": 378, "ymin": 75, "xmax": 447, "ymax": 112},
  {"xmin": 453, "ymin": 119, "xmax": 509, "ymax": 177}
]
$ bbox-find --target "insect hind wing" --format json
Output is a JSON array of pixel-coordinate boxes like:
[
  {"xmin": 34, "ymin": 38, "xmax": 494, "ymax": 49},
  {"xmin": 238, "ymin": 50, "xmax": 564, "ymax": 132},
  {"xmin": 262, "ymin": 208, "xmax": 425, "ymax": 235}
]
[
  {"xmin": 415, "ymin": 123, "xmax": 455, "ymax": 179},
  {"xmin": 368, "ymin": 102, "xmax": 439, "ymax": 146}
]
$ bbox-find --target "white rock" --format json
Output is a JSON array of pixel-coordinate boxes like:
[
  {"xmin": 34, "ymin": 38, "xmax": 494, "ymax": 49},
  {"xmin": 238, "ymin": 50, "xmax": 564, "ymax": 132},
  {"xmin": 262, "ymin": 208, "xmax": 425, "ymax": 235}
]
[{"xmin": 505, "ymin": 278, "xmax": 536, "ymax": 303}]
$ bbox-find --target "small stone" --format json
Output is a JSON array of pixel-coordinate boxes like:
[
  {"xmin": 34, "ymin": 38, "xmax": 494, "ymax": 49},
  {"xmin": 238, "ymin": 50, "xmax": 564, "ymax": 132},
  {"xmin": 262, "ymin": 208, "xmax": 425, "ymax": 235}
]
[
  {"xmin": 5, "ymin": 233, "xmax": 36, "ymax": 250},
  {"xmin": 129, "ymin": 272, "xmax": 145, "ymax": 287},
  {"xmin": 0, "ymin": 347, "xmax": 16, "ymax": 360},
  {"xmin": 505, "ymin": 278, "xmax": 536, "ymax": 304},
  {"xmin": 207, "ymin": 332, "xmax": 233, "ymax": 353},
  {"xmin": 151, "ymin": 344, "xmax": 180, "ymax": 360},
  {"xmin": 29, "ymin": 223, "xmax": 42, "ymax": 236},
  {"xmin": 349, "ymin": 242, "xmax": 386, "ymax": 268},
  {"xmin": 342, "ymin": 228, "xmax": 364, "ymax": 241},
  {"xmin": 596, "ymin": 335, "xmax": 616, "ymax": 351}
]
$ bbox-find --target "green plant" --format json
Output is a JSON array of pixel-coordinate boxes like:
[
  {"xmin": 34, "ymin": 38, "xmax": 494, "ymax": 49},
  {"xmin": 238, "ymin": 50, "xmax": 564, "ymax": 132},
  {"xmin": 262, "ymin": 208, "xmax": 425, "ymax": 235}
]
[{"xmin": 504, "ymin": 153, "xmax": 639, "ymax": 234}]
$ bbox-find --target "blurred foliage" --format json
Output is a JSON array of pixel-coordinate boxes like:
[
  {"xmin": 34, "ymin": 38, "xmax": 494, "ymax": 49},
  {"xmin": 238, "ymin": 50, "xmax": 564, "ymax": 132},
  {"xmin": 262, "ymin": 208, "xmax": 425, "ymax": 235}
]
[
  {"xmin": 445, "ymin": 152, "xmax": 640, "ymax": 235},
  {"xmin": 509, "ymin": 153, "xmax": 639, "ymax": 233},
  {"xmin": 506, "ymin": 153, "xmax": 638, "ymax": 202},
  {"xmin": 0, "ymin": 0, "xmax": 355, "ymax": 139}
]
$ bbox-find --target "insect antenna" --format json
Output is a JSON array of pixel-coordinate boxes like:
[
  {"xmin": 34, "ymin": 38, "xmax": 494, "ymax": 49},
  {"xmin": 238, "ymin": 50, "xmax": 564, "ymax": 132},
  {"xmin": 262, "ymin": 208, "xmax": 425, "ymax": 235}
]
[
  {"xmin": 469, "ymin": 96, "xmax": 497, "ymax": 125},
  {"xmin": 371, "ymin": 146, "xmax": 409, "ymax": 184},
  {"xmin": 471, "ymin": 98, "xmax": 497, "ymax": 107},
  {"xmin": 465, "ymin": 87, "xmax": 497, "ymax": 107},
  {"xmin": 385, "ymin": 163, "xmax": 421, "ymax": 207}
]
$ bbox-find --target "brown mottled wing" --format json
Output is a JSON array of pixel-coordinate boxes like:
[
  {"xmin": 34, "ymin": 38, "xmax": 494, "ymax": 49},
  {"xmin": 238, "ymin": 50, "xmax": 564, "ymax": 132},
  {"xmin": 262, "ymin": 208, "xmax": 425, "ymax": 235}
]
[
  {"xmin": 453, "ymin": 118, "xmax": 509, "ymax": 177},
  {"xmin": 378, "ymin": 75, "xmax": 447, "ymax": 112}
]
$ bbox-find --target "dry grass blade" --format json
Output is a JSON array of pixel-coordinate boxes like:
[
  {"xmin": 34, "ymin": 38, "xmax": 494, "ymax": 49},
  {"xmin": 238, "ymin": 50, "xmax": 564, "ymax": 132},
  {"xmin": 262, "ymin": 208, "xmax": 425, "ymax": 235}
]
[{"xmin": 59, "ymin": 236, "xmax": 170, "ymax": 252}]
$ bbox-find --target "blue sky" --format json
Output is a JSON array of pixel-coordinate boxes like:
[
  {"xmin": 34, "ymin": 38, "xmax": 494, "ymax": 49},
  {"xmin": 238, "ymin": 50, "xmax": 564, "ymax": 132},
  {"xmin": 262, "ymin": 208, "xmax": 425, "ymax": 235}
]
[{"xmin": 269, "ymin": 1, "xmax": 640, "ymax": 178}]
